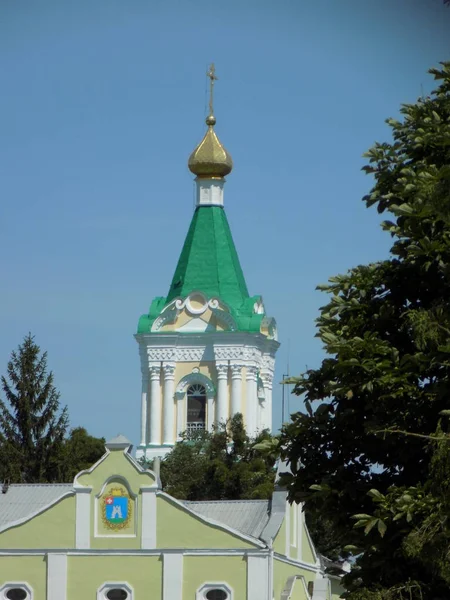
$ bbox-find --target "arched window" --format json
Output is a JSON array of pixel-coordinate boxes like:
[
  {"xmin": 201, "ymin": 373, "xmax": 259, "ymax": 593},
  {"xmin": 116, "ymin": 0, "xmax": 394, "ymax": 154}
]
[{"xmin": 187, "ymin": 384, "xmax": 206, "ymax": 435}]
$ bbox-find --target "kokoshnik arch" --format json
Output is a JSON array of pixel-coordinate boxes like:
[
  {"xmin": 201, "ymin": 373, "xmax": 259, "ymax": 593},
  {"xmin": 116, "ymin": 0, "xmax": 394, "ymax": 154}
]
[{"xmin": 135, "ymin": 64, "xmax": 279, "ymax": 460}]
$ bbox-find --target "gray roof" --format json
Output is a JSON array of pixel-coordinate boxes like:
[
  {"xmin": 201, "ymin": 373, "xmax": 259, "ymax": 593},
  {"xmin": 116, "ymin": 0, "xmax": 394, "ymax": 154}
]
[
  {"xmin": 184, "ymin": 499, "xmax": 270, "ymax": 539},
  {"xmin": 0, "ymin": 485, "xmax": 272, "ymax": 541},
  {"xmin": 0, "ymin": 484, "xmax": 73, "ymax": 529}
]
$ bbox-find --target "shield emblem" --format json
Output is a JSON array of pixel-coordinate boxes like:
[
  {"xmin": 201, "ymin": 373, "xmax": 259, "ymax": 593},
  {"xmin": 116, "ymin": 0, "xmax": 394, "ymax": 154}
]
[
  {"xmin": 102, "ymin": 486, "xmax": 132, "ymax": 530},
  {"xmin": 105, "ymin": 495, "xmax": 128, "ymax": 524}
]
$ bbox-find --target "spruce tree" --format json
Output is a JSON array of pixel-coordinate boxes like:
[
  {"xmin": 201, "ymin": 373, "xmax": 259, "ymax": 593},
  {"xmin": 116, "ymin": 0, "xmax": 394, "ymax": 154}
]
[{"xmin": 0, "ymin": 334, "xmax": 69, "ymax": 483}]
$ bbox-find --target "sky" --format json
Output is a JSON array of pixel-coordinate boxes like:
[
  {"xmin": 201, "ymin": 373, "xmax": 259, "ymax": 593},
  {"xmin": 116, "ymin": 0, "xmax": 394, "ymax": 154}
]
[{"xmin": 0, "ymin": 0, "xmax": 449, "ymax": 444}]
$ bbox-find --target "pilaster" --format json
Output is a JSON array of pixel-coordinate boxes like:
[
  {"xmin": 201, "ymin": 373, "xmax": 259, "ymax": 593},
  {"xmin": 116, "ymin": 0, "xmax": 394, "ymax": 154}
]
[{"xmin": 47, "ymin": 553, "xmax": 67, "ymax": 600}]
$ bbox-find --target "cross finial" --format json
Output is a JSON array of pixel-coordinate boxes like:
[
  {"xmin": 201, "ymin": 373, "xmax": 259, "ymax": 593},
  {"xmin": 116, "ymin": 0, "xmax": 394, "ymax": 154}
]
[{"xmin": 207, "ymin": 63, "xmax": 218, "ymax": 117}]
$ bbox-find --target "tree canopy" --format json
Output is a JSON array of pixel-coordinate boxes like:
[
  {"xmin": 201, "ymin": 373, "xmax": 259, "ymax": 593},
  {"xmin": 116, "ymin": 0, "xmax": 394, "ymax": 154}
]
[
  {"xmin": 0, "ymin": 334, "xmax": 105, "ymax": 483},
  {"xmin": 280, "ymin": 62, "xmax": 450, "ymax": 599},
  {"xmin": 156, "ymin": 414, "xmax": 277, "ymax": 501}
]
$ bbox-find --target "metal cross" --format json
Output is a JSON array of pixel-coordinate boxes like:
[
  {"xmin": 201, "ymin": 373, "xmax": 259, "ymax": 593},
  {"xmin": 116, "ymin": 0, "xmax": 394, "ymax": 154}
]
[{"xmin": 207, "ymin": 63, "xmax": 218, "ymax": 116}]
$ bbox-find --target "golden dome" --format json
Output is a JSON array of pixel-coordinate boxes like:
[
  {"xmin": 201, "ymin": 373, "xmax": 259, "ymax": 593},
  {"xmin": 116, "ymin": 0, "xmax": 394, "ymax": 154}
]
[{"xmin": 188, "ymin": 114, "xmax": 233, "ymax": 179}]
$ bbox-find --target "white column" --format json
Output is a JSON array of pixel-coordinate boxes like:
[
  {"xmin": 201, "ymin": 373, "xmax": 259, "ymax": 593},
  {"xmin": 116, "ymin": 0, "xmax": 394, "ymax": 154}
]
[
  {"xmin": 163, "ymin": 553, "xmax": 183, "ymax": 600},
  {"xmin": 260, "ymin": 372, "xmax": 273, "ymax": 431},
  {"xmin": 230, "ymin": 363, "xmax": 243, "ymax": 417},
  {"xmin": 162, "ymin": 363, "xmax": 176, "ymax": 445},
  {"xmin": 141, "ymin": 488, "xmax": 157, "ymax": 549},
  {"xmin": 75, "ymin": 488, "xmax": 91, "ymax": 549},
  {"xmin": 149, "ymin": 364, "xmax": 162, "ymax": 445},
  {"xmin": 216, "ymin": 362, "xmax": 229, "ymax": 426},
  {"xmin": 246, "ymin": 365, "xmax": 258, "ymax": 436},
  {"xmin": 140, "ymin": 373, "xmax": 149, "ymax": 446},
  {"xmin": 207, "ymin": 394, "xmax": 215, "ymax": 431},
  {"xmin": 176, "ymin": 392, "xmax": 184, "ymax": 440},
  {"xmin": 47, "ymin": 553, "xmax": 67, "ymax": 600}
]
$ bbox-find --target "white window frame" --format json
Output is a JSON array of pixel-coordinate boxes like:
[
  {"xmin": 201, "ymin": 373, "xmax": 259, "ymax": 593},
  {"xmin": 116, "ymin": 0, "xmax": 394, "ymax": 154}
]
[
  {"xmin": 97, "ymin": 582, "xmax": 134, "ymax": 600},
  {"xmin": 196, "ymin": 582, "xmax": 233, "ymax": 600},
  {"xmin": 0, "ymin": 583, "xmax": 33, "ymax": 600}
]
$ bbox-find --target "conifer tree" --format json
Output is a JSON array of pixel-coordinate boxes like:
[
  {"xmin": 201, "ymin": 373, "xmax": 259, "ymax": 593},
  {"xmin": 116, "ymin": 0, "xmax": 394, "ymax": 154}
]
[{"xmin": 0, "ymin": 334, "xmax": 69, "ymax": 483}]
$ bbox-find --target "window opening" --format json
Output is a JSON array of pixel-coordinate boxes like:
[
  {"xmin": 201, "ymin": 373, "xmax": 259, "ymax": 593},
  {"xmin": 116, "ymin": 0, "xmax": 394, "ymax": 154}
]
[
  {"xmin": 106, "ymin": 590, "xmax": 128, "ymax": 600},
  {"xmin": 5, "ymin": 591, "xmax": 27, "ymax": 600},
  {"xmin": 205, "ymin": 590, "xmax": 228, "ymax": 600},
  {"xmin": 187, "ymin": 384, "xmax": 206, "ymax": 434}
]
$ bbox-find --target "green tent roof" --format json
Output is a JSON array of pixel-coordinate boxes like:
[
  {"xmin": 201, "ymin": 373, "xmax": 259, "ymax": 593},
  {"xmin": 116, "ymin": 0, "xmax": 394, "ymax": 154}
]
[
  {"xmin": 137, "ymin": 205, "xmax": 267, "ymax": 334},
  {"xmin": 166, "ymin": 205, "xmax": 249, "ymax": 308}
]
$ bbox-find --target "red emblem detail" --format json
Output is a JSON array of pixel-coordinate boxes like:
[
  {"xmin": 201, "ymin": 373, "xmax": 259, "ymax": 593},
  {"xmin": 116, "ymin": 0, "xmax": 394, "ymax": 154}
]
[{"xmin": 106, "ymin": 496, "xmax": 114, "ymax": 505}]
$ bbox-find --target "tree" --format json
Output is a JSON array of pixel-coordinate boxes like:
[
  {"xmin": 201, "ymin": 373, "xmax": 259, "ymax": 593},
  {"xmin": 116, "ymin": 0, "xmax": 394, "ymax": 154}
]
[
  {"xmin": 155, "ymin": 414, "xmax": 277, "ymax": 501},
  {"xmin": 0, "ymin": 334, "xmax": 106, "ymax": 483},
  {"xmin": 60, "ymin": 427, "xmax": 106, "ymax": 481},
  {"xmin": 280, "ymin": 62, "xmax": 450, "ymax": 599},
  {"xmin": 0, "ymin": 334, "xmax": 69, "ymax": 483}
]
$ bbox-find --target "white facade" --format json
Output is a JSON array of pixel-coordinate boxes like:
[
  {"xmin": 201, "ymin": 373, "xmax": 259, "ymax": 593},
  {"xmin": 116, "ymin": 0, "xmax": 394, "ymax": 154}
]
[{"xmin": 135, "ymin": 294, "xmax": 278, "ymax": 460}]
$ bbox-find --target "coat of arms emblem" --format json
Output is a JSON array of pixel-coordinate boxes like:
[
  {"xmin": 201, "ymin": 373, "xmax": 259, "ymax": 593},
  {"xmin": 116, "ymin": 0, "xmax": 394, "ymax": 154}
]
[{"xmin": 102, "ymin": 487, "xmax": 132, "ymax": 530}]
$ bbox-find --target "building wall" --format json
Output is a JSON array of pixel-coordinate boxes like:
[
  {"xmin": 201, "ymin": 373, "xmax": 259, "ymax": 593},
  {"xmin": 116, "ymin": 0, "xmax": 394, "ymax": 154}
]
[
  {"xmin": 0, "ymin": 556, "xmax": 47, "ymax": 598},
  {"xmin": 0, "ymin": 496, "xmax": 75, "ymax": 549}
]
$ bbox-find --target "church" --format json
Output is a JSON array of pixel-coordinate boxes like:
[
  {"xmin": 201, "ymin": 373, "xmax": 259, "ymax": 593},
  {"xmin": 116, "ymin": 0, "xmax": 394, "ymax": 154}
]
[{"xmin": 0, "ymin": 67, "xmax": 344, "ymax": 600}]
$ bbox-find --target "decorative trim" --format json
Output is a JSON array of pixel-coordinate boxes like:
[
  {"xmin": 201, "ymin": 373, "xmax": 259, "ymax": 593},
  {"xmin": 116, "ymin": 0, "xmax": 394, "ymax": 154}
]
[
  {"xmin": 163, "ymin": 553, "xmax": 183, "ymax": 600},
  {"xmin": 97, "ymin": 582, "xmax": 134, "ymax": 600},
  {"xmin": 196, "ymin": 582, "xmax": 233, "ymax": 600},
  {"xmin": 0, "ymin": 583, "xmax": 33, "ymax": 600},
  {"xmin": 47, "ymin": 554, "xmax": 67, "ymax": 600},
  {"xmin": 75, "ymin": 488, "xmax": 91, "ymax": 549},
  {"xmin": 216, "ymin": 363, "xmax": 229, "ymax": 379},
  {"xmin": 176, "ymin": 373, "xmax": 215, "ymax": 397},
  {"xmin": 162, "ymin": 362, "xmax": 176, "ymax": 380},
  {"xmin": 230, "ymin": 363, "xmax": 244, "ymax": 379},
  {"xmin": 273, "ymin": 553, "xmax": 321, "ymax": 574},
  {"xmin": 151, "ymin": 307, "xmax": 178, "ymax": 332},
  {"xmin": 141, "ymin": 490, "xmax": 157, "ymax": 549}
]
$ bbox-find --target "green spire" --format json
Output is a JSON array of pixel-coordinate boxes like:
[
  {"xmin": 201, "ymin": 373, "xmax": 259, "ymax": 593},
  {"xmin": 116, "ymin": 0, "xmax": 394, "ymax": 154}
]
[{"xmin": 166, "ymin": 205, "xmax": 249, "ymax": 307}]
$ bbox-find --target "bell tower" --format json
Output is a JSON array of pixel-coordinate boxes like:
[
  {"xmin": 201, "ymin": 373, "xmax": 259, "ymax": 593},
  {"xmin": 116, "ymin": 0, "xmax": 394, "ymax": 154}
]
[{"xmin": 135, "ymin": 65, "xmax": 279, "ymax": 460}]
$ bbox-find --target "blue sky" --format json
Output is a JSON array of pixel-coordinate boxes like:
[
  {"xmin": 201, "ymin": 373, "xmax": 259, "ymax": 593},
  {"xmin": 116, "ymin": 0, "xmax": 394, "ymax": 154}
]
[{"xmin": 0, "ymin": 0, "xmax": 449, "ymax": 443}]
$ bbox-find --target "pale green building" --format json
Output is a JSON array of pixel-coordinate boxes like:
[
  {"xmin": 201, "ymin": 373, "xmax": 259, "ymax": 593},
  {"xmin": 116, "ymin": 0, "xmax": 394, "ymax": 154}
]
[{"xmin": 0, "ymin": 436, "xmax": 344, "ymax": 600}]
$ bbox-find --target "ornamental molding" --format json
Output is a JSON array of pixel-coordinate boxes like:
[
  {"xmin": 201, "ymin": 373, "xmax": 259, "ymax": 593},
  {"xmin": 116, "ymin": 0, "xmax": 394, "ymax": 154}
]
[
  {"xmin": 151, "ymin": 294, "xmax": 237, "ymax": 333},
  {"xmin": 162, "ymin": 362, "xmax": 176, "ymax": 379},
  {"xmin": 175, "ymin": 373, "xmax": 216, "ymax": 398},
  {"xmin": 151, "ymin": 307, "xmax": 177, "ymax": 332}
]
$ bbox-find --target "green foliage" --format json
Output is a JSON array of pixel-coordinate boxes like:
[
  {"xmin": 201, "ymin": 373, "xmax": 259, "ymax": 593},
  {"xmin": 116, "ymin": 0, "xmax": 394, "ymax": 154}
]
[
  {"xmin": 150, "ymin": 414, "xmax": 277, "ymax": 501},
  {"xmin": 0, "ymin": 334, "xmax": 105, "ymax": 483},
  {"xmin": 280, "ymin": 63, "xmax": 450, "ymax": 598},
  {"xmin": 60, "ymin": 427, "xmax": 106, "ymax": 481}
]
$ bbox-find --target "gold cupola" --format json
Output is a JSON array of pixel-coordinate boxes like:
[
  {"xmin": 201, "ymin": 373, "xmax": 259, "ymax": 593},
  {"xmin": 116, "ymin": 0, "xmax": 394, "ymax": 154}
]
[{"xmin": 188, "ymin": 64, "xmax": 233, "ymax": 179}]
